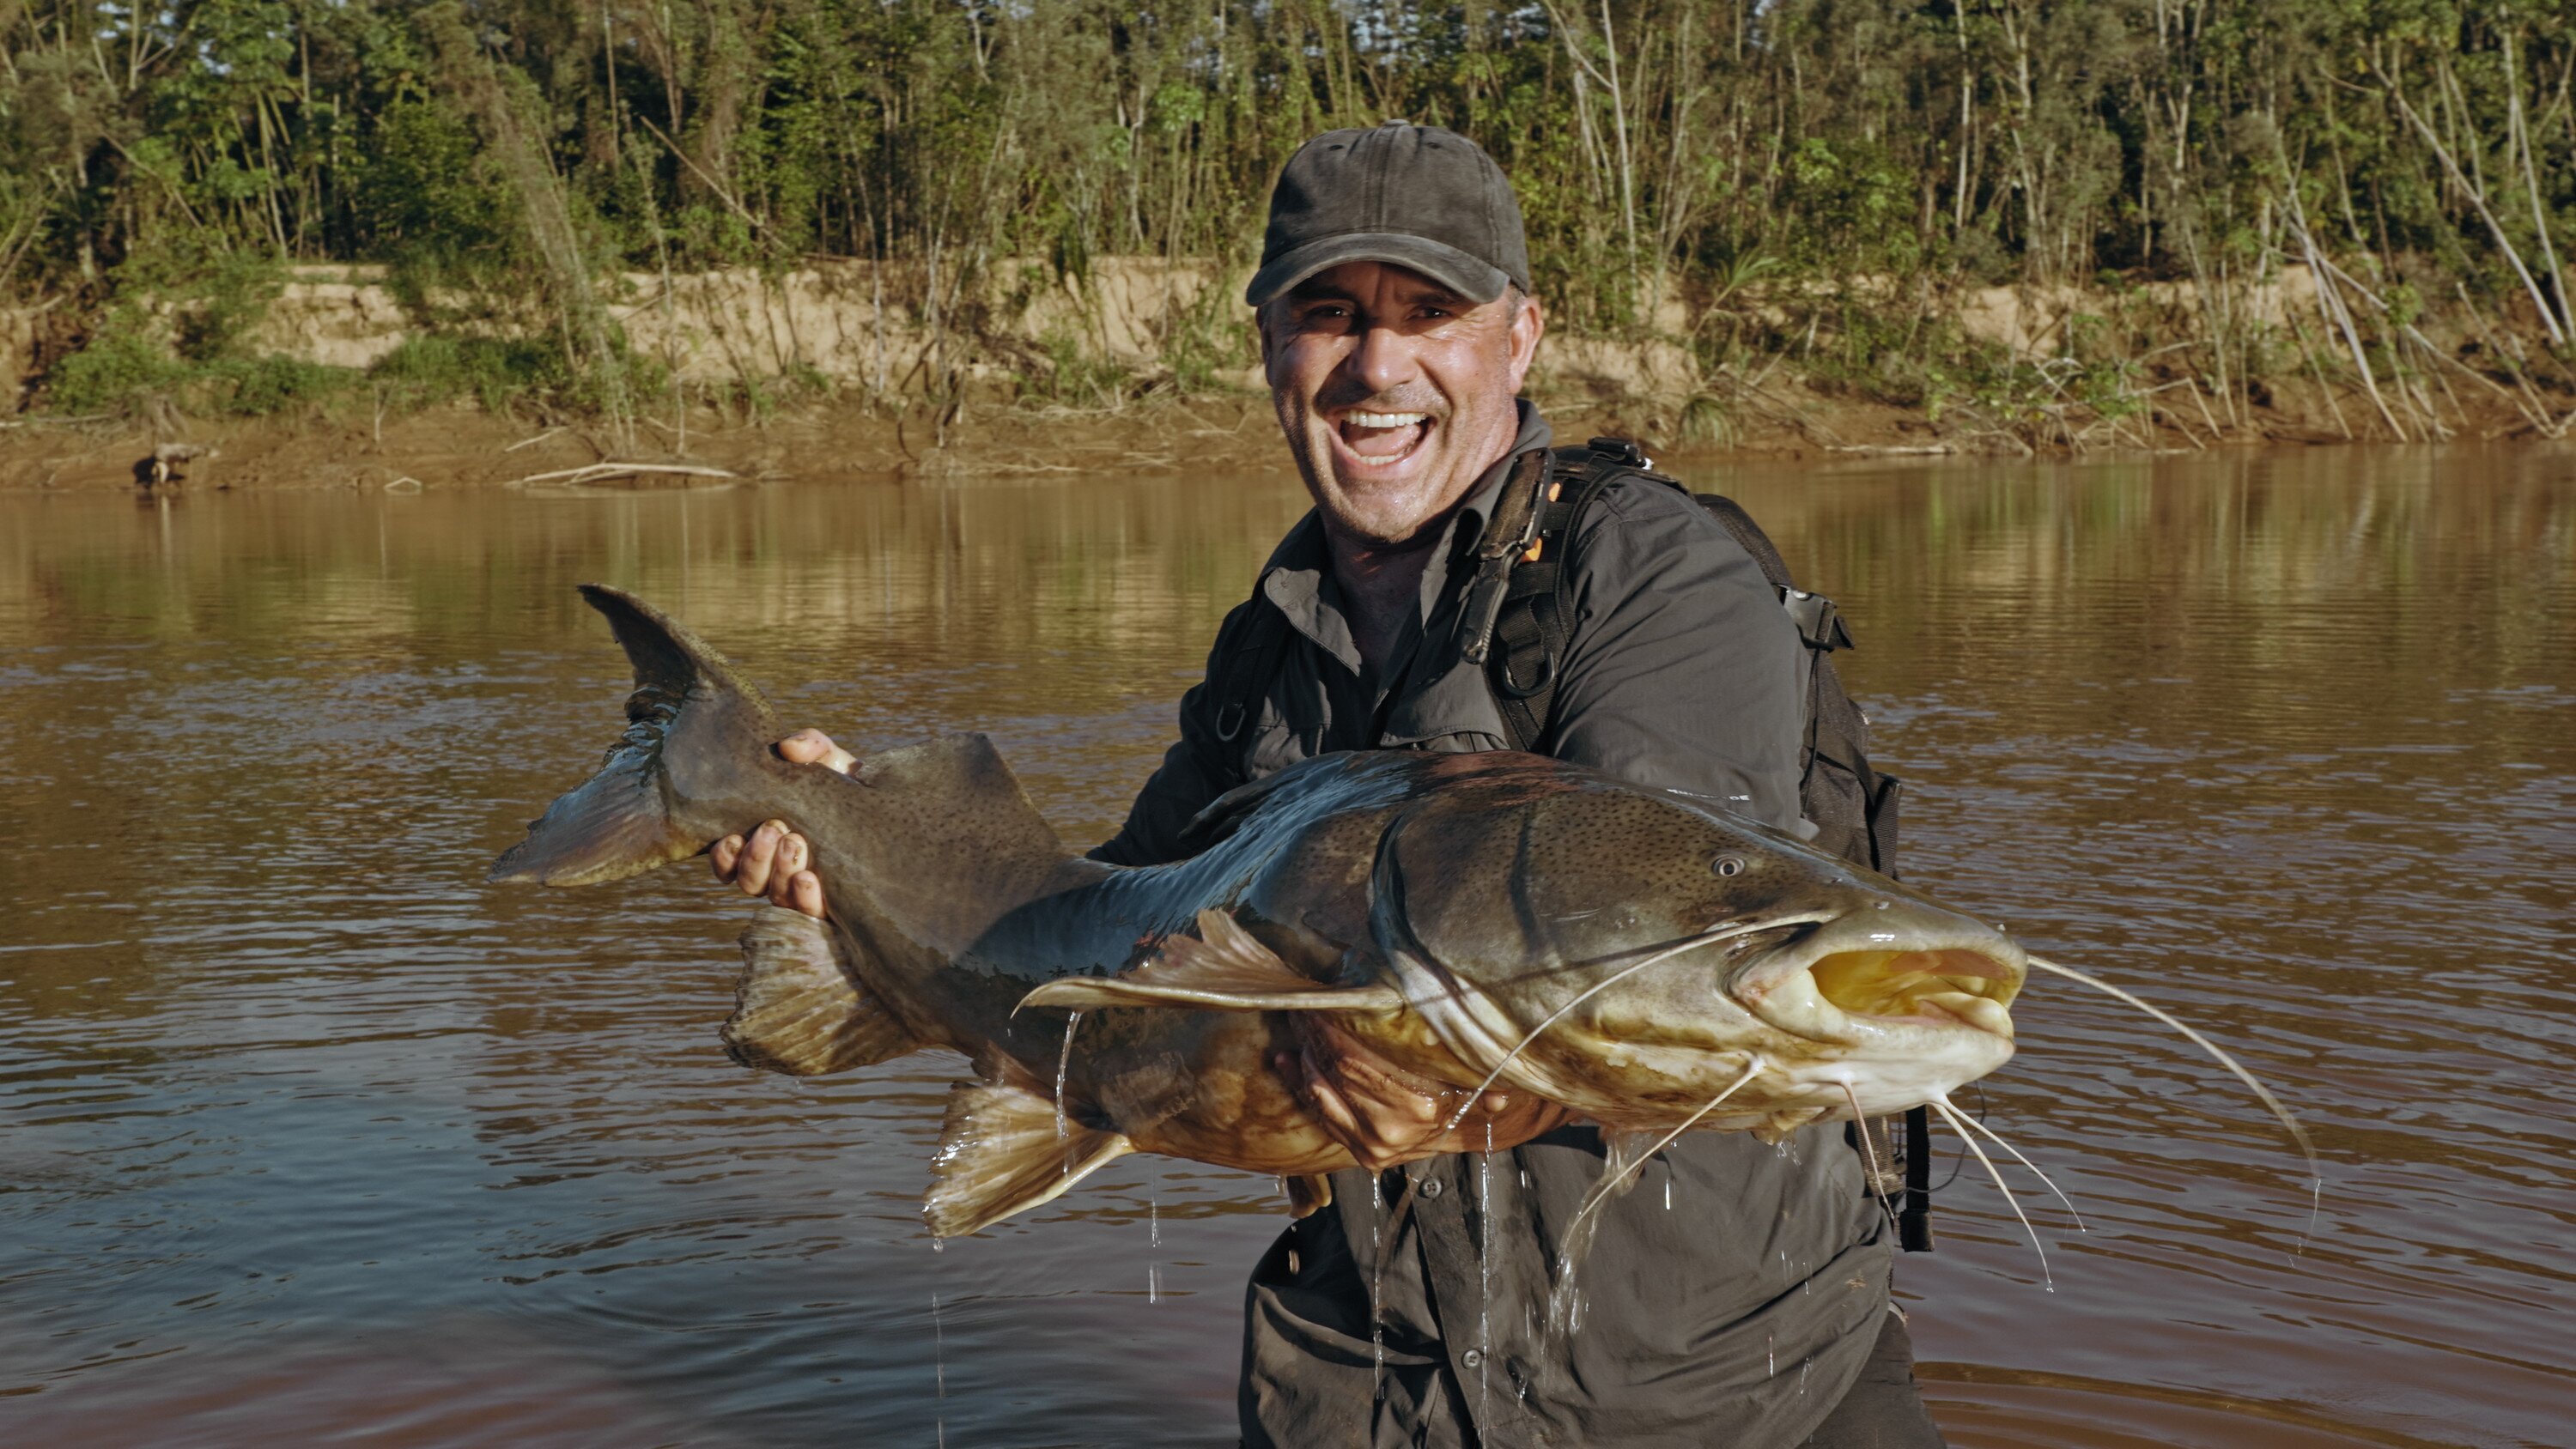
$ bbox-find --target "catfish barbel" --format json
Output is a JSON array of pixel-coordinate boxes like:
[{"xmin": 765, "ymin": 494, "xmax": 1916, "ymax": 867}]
[{"xmin": 490, "ymin": 585, "xmax": 2030, "ymax": 1238}]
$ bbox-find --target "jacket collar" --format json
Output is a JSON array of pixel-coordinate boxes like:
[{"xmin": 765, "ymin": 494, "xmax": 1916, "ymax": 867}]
[{"xmin": 1257, "ymin": 402, "xmax": 1554, "ymax": 674}]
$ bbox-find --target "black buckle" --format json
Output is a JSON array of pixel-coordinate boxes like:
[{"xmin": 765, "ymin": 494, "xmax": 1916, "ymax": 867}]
[
  {"xmin": 1587, "ymin": 436, "xmax": 1647, "ymax": 467},
  {"xmin": 1493, "ymin": 646, "xmax": 1558, "ymax": 699},
  {"xmin": 1778, "ymin": 588, "xmax": 1853, "ymax": 651}
]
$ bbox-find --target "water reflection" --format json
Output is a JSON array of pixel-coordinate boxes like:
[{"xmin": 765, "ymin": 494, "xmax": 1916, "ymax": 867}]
[{"xmin": 2, "ymin": 444, "xmax": 2570, "ymax": 1446}]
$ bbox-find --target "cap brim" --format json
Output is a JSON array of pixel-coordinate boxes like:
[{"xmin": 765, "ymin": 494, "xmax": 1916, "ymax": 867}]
[{"xmin": 1244, "ymin": 233, "xmax": 1511, "ymax": 307}]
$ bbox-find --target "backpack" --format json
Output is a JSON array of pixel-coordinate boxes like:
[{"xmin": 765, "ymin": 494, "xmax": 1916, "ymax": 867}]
[{"xmin": 1459, "ymin": 436, "xmax": 1931, "ymax": 1250}]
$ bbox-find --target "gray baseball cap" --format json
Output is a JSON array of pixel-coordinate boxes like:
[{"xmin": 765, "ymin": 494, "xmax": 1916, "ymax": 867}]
[{"xmin": 1245, "ymin": 123, "xmax": 1531, "ymax": 307}]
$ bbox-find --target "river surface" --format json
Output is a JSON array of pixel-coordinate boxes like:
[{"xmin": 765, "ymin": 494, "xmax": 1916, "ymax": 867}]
[{"xmin": 3, "ymin": 445, "xmax": 2571, "ymax": 1448}]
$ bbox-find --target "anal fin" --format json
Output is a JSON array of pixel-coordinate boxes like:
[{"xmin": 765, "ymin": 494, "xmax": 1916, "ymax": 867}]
[
  {"xmin": 723, "ymin": 906, "xmax": 923, "ymax": 1076},
  {"xmin": 1018, "ymin": 907, "xmax": 1404, "ymax": 1014},
  {"xmin": 926, "ymin": 1081, "xmax": 1133, "ymax": 1238}
]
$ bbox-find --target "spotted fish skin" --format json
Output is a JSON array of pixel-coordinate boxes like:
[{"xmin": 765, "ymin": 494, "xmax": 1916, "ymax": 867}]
[{"xmin": 493, "ymin": 586, "xmax": 2024, "ymax": 1236}]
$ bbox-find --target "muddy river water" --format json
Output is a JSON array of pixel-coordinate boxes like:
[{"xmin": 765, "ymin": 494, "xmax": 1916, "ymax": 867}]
[{"xmin": 3, "ymin": 445, "xmax": 2572, "ymax": 1447}]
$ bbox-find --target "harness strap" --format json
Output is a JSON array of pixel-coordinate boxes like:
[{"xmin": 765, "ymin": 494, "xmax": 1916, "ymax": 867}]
[
  {"xmin": 1209, "ymin": 591, "xmax": 1294, "ymax": 751},
  {"xmin": 1478, "ymin": 440, "xmax": 1655, "ymax": 752},
  {"xmin": 1457, "ymin": 450, "xmax": 1552, "ymax": 667},
  {"xmin": 1902, "ymin": 1103, "xmax": 1935, "ymax": 1251}
]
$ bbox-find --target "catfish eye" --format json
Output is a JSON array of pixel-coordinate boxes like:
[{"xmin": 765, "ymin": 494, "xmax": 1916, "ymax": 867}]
[{"xmin": 1712, "ymin": 855, "xmax": 1746, "ymax": 877}]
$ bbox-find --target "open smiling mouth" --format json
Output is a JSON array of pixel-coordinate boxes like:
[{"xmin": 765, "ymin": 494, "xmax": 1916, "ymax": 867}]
[{"xmin": 1337, "ymin": 409, "xmax": 1434, "ymax": 464}]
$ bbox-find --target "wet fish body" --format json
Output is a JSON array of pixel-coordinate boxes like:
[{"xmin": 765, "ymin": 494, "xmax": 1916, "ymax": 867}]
[{"xmin": 491, "ymin": 586, "xmax": 2025, "ymax": 1236}]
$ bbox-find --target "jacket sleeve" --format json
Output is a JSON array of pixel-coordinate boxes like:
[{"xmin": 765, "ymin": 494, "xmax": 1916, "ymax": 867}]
[
  {"xmin": 1545, "ymin": 482, "xmax": 1809, "ymax": 835},
  {"xmin": 1089, "ymin": 605, "xmax": 1252, "ymax": 866}
]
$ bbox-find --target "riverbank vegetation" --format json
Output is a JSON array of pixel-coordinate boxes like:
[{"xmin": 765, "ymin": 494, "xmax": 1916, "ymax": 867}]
[{"xmin": 3, "ymin": 0, "xmax": 2571, "ymax": 452}]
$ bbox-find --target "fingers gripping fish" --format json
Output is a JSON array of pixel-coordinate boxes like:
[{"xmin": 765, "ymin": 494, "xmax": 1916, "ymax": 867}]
[{"xmin": 491, "ymin": 586, "xmax": 2028, "ymax": 1238}]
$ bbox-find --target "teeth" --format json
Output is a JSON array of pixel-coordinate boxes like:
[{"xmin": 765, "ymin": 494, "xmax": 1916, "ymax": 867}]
[{"xmin": 1346, "ymin": 411, "xmax": 1427, "ymax": 428}]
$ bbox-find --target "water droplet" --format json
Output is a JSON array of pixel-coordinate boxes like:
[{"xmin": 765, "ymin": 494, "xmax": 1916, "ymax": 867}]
[
  {"xmin": 1767, "ymin": 1334, "xmax": 1776, "ymax": 1377},
  {"xmin": 930, "ymin": 1291, "xmax": 950, "ymax": 1446},
  {"xmin": 1054, "ymin": 1011, "xmax": 1084, "ymax": 1143}
]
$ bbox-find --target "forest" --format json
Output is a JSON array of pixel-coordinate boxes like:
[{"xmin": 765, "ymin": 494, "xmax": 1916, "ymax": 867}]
[{"xmin": 2, "ymin": 0, "xmax": 2570, "ymax": 445}]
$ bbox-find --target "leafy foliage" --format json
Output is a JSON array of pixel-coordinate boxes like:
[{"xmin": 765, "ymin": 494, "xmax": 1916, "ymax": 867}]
[{"xmin": 1, "ymin": 0, "xmax": 2568, "ymax": 422}]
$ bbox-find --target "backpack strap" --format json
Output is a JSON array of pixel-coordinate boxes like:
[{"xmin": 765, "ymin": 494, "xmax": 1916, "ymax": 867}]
[
  {"xmin": 1206, "ymin": 589, "xmax": 1295, "ymax": 756},
  {"xmin": 1470, "ymin": 438, "xmax": 1667, "ymax": 752}
]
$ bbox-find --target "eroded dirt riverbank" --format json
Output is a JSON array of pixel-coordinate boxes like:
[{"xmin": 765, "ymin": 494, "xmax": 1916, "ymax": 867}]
[{"xmin": 9, "ymin": 367, "xmax": 2561, "ymax": 494}]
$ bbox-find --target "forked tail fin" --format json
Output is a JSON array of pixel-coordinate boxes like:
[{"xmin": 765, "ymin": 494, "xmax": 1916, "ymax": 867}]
[{"xmin": 489, "ymin": 584, "xmax": 776, "ymax": 886}]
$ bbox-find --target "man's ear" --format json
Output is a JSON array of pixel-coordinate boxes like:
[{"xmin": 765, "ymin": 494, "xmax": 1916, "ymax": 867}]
[
  {"xmin": 1505, "ymin": 293, "xmax": 1546, "ymax": 393},
  {"xmin": 1254, "ymin": 303, "xmax": 1276, "ymax": 373}
]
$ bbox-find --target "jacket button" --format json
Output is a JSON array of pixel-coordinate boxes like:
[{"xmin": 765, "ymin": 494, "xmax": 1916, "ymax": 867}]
[
  {"xmin": 1461, "ymin": 1348, "xmax": 1484, "ymax": 1369},
  {"xmin": 1419, "ymin": 1176, "xmax": 1444, "ymax": 1199}
]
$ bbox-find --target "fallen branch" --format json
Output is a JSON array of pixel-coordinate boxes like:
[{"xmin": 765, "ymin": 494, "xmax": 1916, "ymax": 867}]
[
  {"xmin": 507, "ymin": 462, "xmax": 738, "ymax": 487},
  {"xmin": 504, "ymin": 427, "xmax": 568, "ymax": 453}
]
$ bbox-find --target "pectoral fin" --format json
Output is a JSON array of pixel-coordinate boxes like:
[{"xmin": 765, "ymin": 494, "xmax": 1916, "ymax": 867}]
[
  {"xmin": 925, "ymin": 1081, "xmax": 1133, "ymax": 1238},
  {"xmin": 722, "ymin": 906, "xmax": 923, "ymax": 1075},
  {"xmin": 1017, "ymin": 908, "xmax": 1405, "ymax": 1014}
]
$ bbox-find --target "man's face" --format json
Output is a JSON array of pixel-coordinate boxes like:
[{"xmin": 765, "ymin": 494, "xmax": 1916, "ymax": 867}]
[{"xmin": 1261, "ymin": 261, "xmax": 1545, "ymax": 548}]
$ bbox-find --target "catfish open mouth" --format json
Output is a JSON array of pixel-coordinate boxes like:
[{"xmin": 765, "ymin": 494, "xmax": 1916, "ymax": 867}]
[
  {"xmin": 1816, "ymin": 948, "xmax": 2018, "ymax": 1034},
  {"xmin": 1735, "ymin": 936, "xmax": 2022, "ymax": 1043}
]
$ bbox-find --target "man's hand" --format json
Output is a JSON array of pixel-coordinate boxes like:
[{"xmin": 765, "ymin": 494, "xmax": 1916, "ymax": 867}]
[
  {"xmin": 709, "ymin": 729, "xmax": 854, "ymax": 920},
  {"xmin": 1276, "ymin": 1016, "xmax": 1571, "ymax": 1172}
]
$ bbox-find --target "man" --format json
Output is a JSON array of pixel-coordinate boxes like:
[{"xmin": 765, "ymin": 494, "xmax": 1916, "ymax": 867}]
[{"xmin": 715, "ymin": 124, "xmax": 1943, "ymax": 1447}]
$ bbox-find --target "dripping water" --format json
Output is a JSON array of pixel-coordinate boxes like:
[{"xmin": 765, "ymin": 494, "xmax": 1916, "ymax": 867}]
[
  {"xmin": 1370, "ymin": 1170, "xmax": 1386, "ymax": 1403},
  {"xmin": 1053, "ymin": 1010, "xmax": 1084, "ymax": 1143},
  {"xmin": 930, "ymin": 1291, "xmax": 949, "ymax": 1449},
  {"xmin": 1479, "ymin": 1124, "xmax": 1495, "ymax": 1416}
]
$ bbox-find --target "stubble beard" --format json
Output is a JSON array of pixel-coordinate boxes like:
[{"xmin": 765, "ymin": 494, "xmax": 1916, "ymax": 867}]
[{"xmin": 1276, "ymin": 393, "xmax": 1510, "ymax": 551}]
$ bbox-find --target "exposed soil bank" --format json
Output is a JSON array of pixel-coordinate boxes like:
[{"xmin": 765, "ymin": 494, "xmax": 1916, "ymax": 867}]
[{"xmin": 4, "ymin": 366, "xmax": 2560, "ymax": 494}]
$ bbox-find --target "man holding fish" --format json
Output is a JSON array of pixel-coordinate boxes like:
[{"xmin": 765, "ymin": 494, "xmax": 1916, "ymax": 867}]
[{"xmin": 712, "ymin": 125, "xmax": 1946, "ymax": 1446}]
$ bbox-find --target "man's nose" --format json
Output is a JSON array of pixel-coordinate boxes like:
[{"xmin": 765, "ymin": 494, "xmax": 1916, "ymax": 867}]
[{"xmin": 1343, "ymin": 321, "xmax": 1419, "ymax": 397}]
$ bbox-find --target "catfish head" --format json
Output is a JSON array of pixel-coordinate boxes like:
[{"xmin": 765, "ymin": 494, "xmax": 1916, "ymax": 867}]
[{"xmin": 1359, "ymin": 763, "xmax": 2023, "ymax": 1137}]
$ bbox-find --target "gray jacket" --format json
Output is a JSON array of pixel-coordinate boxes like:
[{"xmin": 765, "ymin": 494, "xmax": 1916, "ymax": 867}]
[{"xmin": 1097, "ymin": 406, "xmax": 1890, "ymax": 1448}]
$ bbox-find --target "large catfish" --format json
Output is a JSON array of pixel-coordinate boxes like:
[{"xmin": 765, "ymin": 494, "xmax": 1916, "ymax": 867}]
[{"xmin": 490, "ymin": 585, "xmax": 2026, "ymax": 1238}]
